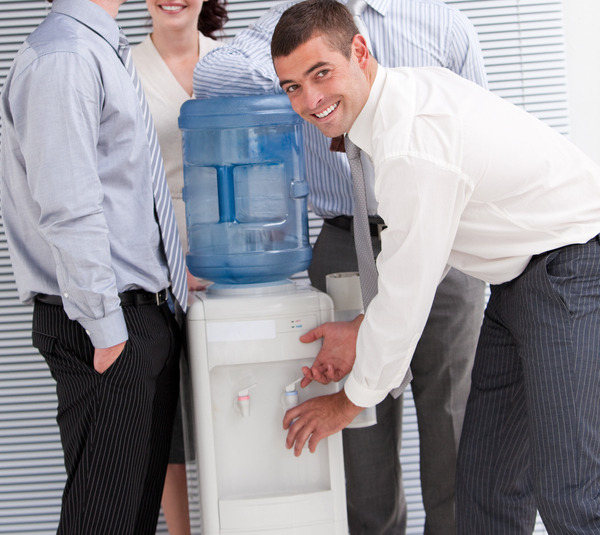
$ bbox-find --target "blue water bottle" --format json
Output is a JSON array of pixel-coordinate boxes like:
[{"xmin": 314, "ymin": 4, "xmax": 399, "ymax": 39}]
[{"xmin": 179, "ymin": 94, "xmax": 312, "ymax": 284}]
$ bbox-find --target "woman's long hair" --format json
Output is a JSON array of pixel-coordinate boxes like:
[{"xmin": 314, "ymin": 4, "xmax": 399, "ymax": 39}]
[{"xmin": 198, "ymin": 0, "xmax": 228, "ymax": 38}]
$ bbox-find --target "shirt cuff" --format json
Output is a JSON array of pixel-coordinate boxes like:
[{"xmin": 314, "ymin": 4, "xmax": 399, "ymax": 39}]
[
  {"xmin": 344, "ymin": 372, "xmax": 390, "ymax": 408},
  {"xmin": 79, "ymin": 309, "xmax": 128, "ymax": 349}
]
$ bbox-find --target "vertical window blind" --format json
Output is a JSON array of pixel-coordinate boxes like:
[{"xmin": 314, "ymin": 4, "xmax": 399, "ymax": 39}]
[{"xmin": 0, "ymin": 1, "xmax": 568, "ymax": 533}]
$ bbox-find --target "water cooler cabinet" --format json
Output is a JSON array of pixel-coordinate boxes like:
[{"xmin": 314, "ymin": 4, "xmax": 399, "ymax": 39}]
[{"xmin": 186, "ymin": 282, "xmax": 348, "ymax": 534}]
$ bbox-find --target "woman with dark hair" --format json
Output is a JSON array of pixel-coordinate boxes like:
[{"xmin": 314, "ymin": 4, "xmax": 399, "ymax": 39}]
[{"xmin": 132, "ymin": 1, "xmax": 228, "ymax": 534}]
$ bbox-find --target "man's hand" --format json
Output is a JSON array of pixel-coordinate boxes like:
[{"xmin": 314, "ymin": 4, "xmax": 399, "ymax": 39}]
[
  {"xmin": 187, "ymin": 268, "xmax": 208, "ymax": 292},
  {"xmin": 299, "ymin": 314, "xmax": 364, "ymax": 388},
  {"xmin": 94, "ymin": 341, "xmax": 126, "ymax": 373},
  {"xmin": 283, "ymin": 390, "xmax": 364, "ymax": 456}
]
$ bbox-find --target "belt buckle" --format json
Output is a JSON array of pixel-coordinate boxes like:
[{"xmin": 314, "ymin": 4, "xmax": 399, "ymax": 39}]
[{"xmin": 155, "ymin": 289, "xmax": 166, "ymax": 306}]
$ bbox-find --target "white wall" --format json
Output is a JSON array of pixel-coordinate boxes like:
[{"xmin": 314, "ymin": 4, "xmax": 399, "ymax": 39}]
[{"xmin": 563, "ymin": 0, "xmax": 600, "ymax": 164}]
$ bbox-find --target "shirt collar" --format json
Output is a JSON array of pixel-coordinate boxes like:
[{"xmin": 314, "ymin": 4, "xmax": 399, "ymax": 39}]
[
  {"xmin": 348, "ymin": 64, "xmax": 387, "ymax": 158},
  {"xmin": 341, "ymin": 0, "xmax": 390, "ymax": 18},
  {"xmin": 51, "ymin": 0, "xmax": 121, "ymax": 52},
  {"xmin": 365, "ymin": 0, "xmax": 390, "ymax": 17}
]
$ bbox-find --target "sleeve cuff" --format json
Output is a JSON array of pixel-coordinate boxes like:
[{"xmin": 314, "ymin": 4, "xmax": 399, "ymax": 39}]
[
  {"xmin": 344, "ymin": 373, "xmax": 390, "ymax": 408},
  {"xmin": 78, "ymin": 309, "xmax": 128, "ymax": 349}
]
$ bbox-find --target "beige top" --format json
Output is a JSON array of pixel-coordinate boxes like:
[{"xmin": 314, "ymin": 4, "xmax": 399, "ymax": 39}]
[{"xmin": 132, "ymin": 32, "xmax": 222, "ymax": 252}]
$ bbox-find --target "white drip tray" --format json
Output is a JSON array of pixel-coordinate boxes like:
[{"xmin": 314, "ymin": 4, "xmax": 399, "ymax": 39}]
[{"xmin": 219, "ymin": 489, "xmax": 335, "ymax": 531}]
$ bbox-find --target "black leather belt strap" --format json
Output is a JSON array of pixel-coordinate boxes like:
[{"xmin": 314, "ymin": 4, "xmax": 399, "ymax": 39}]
[
  {"xmin": 324, "ymin": 215, "xmax": 387, "ymax": 239},
  {"xmin": 36, "ymin": 288, "xmax": 169, "ymax": 307}
]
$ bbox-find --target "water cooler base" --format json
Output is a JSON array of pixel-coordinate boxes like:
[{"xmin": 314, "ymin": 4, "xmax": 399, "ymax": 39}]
[{"xmin": 185, "ymin": 281, "xmax": 348, "ymax": 535}]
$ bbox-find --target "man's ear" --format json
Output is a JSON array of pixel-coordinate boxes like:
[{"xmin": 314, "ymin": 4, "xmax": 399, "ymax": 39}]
[{"xmin": 351, "ymin": 34, "xmax": 370, "ymax": 67}]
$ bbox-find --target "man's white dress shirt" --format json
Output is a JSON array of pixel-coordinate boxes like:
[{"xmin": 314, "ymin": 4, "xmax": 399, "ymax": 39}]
[{"xmin": 344, "ymin": 65, "xmax": 600, "ymax": 408}]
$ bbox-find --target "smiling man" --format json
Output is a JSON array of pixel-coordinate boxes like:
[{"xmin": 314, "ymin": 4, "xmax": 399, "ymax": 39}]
[
  {"xmin": 193, "ymin": 2, "xmax": 488, "ymax": 532},
  {"xmin": 272, "ymin": 1, "xmax": 600, "ymax": 534}
]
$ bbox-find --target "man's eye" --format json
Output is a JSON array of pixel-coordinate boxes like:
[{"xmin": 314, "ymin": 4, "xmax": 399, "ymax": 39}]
[
  {"xmin": 285, "ymin": 85, "xmax": 298, "ymax": 93},
  {"xmin": 316, "ymin": 69, "xmax": 329, "ymax": 78}
]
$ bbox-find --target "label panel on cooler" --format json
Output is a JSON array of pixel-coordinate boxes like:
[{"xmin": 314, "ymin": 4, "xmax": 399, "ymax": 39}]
[
  {"xmin": 205, "ymin": 315, "xmax": 318, "ymax": 343},
  {"xmin": 206, "ymin": 319, "xmax": 277, "ymax": 342},
  {"xmin": 204, "ymin": 315, "xmax": 321, "ymax": 368}
]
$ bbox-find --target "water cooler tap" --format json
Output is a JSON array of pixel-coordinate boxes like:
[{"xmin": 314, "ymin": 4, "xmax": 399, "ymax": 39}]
[
  {"xmin": 282, "ymin": 377, "xmax": 304, "ymax": 410},
  {"xmin": 236, "ymin": 384, "xmax": 257, "ymax": 417}
]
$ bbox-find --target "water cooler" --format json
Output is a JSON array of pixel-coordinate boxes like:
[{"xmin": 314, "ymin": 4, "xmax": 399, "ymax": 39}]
[{"xmin": 179, "ymin": 95, "xmax": 349, "ymax": 534}]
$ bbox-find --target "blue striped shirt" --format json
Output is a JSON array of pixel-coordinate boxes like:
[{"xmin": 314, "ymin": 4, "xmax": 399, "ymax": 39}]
[{"xmin": 194, "ymin": 0, "xmax": 487, "ymax": 218}]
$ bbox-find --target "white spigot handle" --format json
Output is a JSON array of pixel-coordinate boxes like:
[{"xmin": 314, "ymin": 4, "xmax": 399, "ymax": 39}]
[
  {"xmin": 238, "ymin": 383, "xmax": 257, "ymax": 398},
  {"xmin": 282, "ymin": 377, "xmax": 304, "ymax": 409},
  {"xmin": 236, "ymin": 383, "xmax": 257, "ymax": 417},
  {"xmin": 285, "ymin": 377, "xmax": 304, "ymax": 393}
]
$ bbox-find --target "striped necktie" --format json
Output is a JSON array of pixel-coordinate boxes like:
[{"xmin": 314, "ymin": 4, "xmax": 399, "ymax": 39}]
[
  {"xmin": 118, "ymin": 30, "xmax": 188, "ymax": 312},
  {"xmin": 344, "ymin": 135, "xmax": 378, "ymax": 309}
]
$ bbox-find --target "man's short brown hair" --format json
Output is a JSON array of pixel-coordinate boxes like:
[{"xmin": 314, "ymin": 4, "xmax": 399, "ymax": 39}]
[{"xmin": 271, "ymin": 0, "xmax": 359, "ymax": 60}]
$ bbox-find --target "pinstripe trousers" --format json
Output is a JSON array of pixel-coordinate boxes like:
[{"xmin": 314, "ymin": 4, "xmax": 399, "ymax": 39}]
[
  {"xmin": 31, "ymin": 300, "xmax": 181, "ymax": 535},
  {"xmin": 309, "ymin": 221, "xmax": 485, "ymax": 534},
  {"xmin": 456, "ymin": 236, "xmax": 600, "ymax": 535}
]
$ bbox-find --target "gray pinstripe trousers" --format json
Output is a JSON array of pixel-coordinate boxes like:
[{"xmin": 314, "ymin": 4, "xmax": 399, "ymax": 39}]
[
  {"xmin": 32, "ymin": 299, "xmax": 181, "ymax": 535},
  {"xmin": 457, "ymin": 236, "xmax": 600, "ymax": 534}
]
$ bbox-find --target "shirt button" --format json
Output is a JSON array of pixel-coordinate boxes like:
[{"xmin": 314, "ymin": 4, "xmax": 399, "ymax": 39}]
[{"xmin": 63, "ymin": 293, "xmax": 69, "ymax": 299}]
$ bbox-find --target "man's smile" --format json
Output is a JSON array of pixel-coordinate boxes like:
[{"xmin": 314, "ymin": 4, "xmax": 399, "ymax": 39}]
[{"xmin": 314, "ymin": 102, "xmax": 339, "ymax": 119}]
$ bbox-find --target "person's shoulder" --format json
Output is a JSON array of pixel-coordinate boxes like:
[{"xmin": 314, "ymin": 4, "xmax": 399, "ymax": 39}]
[
  {"xmin": 199, "ymin": 32, "xmax": 223, "ymax": 57},
  {"xmin": 389, "ymin": 65, "xmax": 468, "ymax": 84},
  {"xmin": 8, "ymin": 18, "xmax": 80, "ymax": 78},
  {"xmin": 10, "ymin": 13, "xmax": 114, "ymax": 92},
  {"xmin": 132, "ymin": 33, "xmax": 155, "ymax": 64},
  {"xmin": 27, "ymin": 13, "xmax": 80, "ymax": 50},
  {"xmin": 23, "ymin": 12, "xmax": 112, "ymax": 67}
]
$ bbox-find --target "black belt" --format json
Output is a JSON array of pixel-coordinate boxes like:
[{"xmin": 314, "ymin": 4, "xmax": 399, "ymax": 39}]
[
  {"xmin": 36, "ymin": 289, "xmax": 169, "ymax": 307},
  {"xmin": 324, "ymin": 215, "xmax": 387, "ymax": 238}
]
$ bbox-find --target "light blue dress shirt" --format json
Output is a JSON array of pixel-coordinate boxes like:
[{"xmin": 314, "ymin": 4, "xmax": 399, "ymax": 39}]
[
  {"xmin": 193, "ymin": 0, "xmax": 488, "ymax": 218},
  {"xmin": 0, "ymin": 0, "xmax": 171, "ymax": 348}
]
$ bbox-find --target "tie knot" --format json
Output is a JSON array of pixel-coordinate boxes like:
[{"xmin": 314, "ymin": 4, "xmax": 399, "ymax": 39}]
[
  {"xmin": 344, "ymin": 134, "xmax": 361, "ymax": 160},
  {"xmin": 346, "ymin": 0, "xmax": 367, "ymax": 17},
  {"xmin": 118, "ymin": 29, "xmax": 129, "ymax": 54}
]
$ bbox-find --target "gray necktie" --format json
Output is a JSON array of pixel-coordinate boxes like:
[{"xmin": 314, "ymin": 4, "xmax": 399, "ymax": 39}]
[
  {"xmin": 345, "ymin": 0, "xmax": 373, "ymax": 54},
  {"xmin": 118, "ymin": 30, "xmax": 188, "ymax": 311},
  {"xmin": 345, "ymin": 137, "xmax": 412, "ymax": 396},
  {"xmin": 344, "ymin": 7, "xmax": 412, "ymax": 396},
  {"xmin": 345, "ymin": 135, "xmax": 378, "ymax": 310}
]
